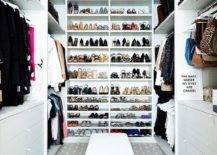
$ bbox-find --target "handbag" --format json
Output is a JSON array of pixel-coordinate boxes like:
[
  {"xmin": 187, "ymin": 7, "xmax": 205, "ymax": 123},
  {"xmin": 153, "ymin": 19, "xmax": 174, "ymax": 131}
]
[
  {"xmin": 185, "ymin": 38, "xmax": 196, "ymax": 65},
  {"xmin": 195, "ymin": 19, "xmax": 207, "ymax": 47},
  {"xmin": 200, "ymin": 19, "xmax": 217, "ymax": 56},
  {"xmin": 191, "ymin": 46, "xmax": 217, "ymax": 68},
  {"xmin": 203, "ymin": 87, "xmax": 213, "ymax": 103}
]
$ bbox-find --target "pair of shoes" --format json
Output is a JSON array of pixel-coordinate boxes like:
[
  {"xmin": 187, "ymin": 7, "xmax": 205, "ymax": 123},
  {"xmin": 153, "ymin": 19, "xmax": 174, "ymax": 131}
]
[
  {"xmin": 99, "ymin": 86, "xmax": 109, "ymax": 95},
  {"xmin": 68, "ymin": 85, "xmax": 97, "ymax": 95},
  {"xmin": 140, "ymin": 22, "xmax": 151, "ymax": 30},
  {"xmin": 127, "ymin": 9, "xmax": 136, "ymax": 14},
  {"xmin": 122, "ymin": 22, "xmax": 139, "ymax": 30},
  {"xmin": 98, "ymin": 121, "xmax": 108, "ymax": 127},
  {"xmin": 67, "ymin": 105, "xmax": 78, "ymax": 111},
  {"xmin": 68, "ymin": 121, "xmax": 79, "ymax": 127},
  {"xmin": 110, "ymin": 8, "xmax": 125, "ymax": 14},
  {"xmin": 68, "ymin": 36, "xmax": 78, "ymax": 46},
  {"xmin": 68, "ymin": 53, "xmax": 109, "ymax": 63},
  {"xmin": 131, "ymin": 53, "xmax": 151, "ymax": 62},
  {"xmin": 68, "ymin": 69, "xmax": 107, "ymax": 79},
  {"xmin": 68, "ymin": 2, "xmax": 79, "ymax": 14},
  {"xmin": 68, "ymin": 113, "xmax": 80, "ymax": 118},
  {"xmin": 79, "ymin": 7, "xmax": 108, "ymax": 14},
  {"xmin": 80, "ymin": 121, "xmax": 92, "ymax": 127},
  {"xmin": 111, "ymin": 85, "xmax": 120, "ymax": 95},
  {"xmin": 68, "ymin": 97, "xmax": 109, "ymax": 103},
  {"xmin": 89, "ymin": 113, "xmax": 109, "ymax": 119}
]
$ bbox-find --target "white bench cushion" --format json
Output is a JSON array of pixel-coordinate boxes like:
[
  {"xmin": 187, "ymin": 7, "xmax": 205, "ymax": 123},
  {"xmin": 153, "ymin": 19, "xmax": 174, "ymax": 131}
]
[{"xmin": 85, "ymin": 133, "xmax": 134, "ymax": 155}]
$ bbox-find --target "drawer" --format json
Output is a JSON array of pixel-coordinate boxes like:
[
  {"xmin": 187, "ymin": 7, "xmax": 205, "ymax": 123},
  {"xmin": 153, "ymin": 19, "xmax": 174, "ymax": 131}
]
[
  {"xmin": 0, "ymin": 111, "xmax": 27, "ymax": 143},
  {"xmin": 26, "ymin": 104, "xmax": 44, "ymax": 128},
  {"xmin": 1, "ymin": 131, "xmax": 27, "ymax": 155},
  {"xmin": 27, "ymin": 122, "xmax": 44, "ymax": 146},
  {"xmin": 27, "ymin": 134, "xmax": 44, "ymax": 155}
]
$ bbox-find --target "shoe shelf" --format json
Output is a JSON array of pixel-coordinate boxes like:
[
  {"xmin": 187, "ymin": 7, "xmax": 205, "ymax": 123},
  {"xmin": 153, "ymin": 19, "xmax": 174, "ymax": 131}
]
[
  {"xmin": 110, "ymin": 47, "xmax": 152, "ymax": 50},
  {"xmin": 51, "ymin": 0, "xmax": 65, "ymax": 5},
  {"xmin": 110, "ymin": 79, "xmax": 152, "ymax": 82},
  {"xmin": 68, "ymin": 127, "xmax": 109, "ymax": 129},
  {"xmin": 10, "ymin": 0, "xmax": 44, "ymax": 10},
  {"xmin": 67, "ymin": 14, "xmax": 109, "ymax": 17},
  {"xmin": 110, "ymin": 127, "xmax": 152, "ymax": 129},
  {"xmin": 110, "ymin": 62, "xmax": 152, "ymax": 65},
  {"xmin": 67, "ymin": 46, "xmax": 109, "ymax": 50},
  {"xmin": 154, "ymin": 11, "xmax": 174, "ymax": 34},
  {"xmin": 67, "ymin": 30, "xmax": 109, "ymax": 33},
  {"xmin": 110, "ymin": 14, "xmax": 152, "ymax": 17},
  {"xmin": 178, "ymin": 0, "xmax": 215, "ymax": 10},
  {"xmin": 68, "ymin": 79, "xmax": 109, "ymax": 82},
  {"xmin": 67, "ymin": 62, "xmax": 109, "ymax": 66},
  {"xmin": 66, "ymin": 0, "xmax": 153, "ymax": 139},
  {"xmin": 110, "ymin": 30, "xmax": 152, "ymax": 33}
]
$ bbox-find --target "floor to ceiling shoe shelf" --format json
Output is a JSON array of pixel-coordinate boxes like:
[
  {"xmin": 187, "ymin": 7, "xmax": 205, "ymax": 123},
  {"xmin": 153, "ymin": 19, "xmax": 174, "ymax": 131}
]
[{"xmin": 66, "ymin": 0, "xmax": 154, "ymax": 142}]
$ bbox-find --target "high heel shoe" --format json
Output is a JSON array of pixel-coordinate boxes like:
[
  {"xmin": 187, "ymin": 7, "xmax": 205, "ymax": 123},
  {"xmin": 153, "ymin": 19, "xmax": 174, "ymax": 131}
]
[
  {"xmin": 80, "ymin": 38, "xmax": 84, "ymax": 46},
  {"xmin": 68, "ymin": 36, "xmax": 73, "ymax": 46},
  {"xmin": 73, "ymin": 38, "xmax": 78, "ymax": 46}
]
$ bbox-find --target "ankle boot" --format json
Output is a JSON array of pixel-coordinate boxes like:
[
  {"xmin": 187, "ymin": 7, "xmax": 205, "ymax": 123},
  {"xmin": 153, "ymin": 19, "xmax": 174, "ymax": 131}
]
[{"xmin": 74, "ymin": 4, "xmax": 79, "ymax": 14}]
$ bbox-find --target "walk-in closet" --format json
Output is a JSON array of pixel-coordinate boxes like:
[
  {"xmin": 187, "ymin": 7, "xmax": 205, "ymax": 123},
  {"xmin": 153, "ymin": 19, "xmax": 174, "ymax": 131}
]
[{"xmin": 0, "ymin": 0, "xmax": 47, "ymax": 155}]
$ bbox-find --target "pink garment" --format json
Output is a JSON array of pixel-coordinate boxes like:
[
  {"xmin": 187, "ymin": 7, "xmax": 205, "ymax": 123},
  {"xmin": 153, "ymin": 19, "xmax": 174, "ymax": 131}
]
[{"xmin": 28, "ymin": 26, "xmax": 35, "ymax": 81}]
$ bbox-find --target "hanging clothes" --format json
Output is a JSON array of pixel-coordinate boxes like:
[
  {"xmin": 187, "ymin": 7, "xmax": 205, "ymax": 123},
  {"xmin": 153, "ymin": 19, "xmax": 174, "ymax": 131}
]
[
  {"xmin": 48, "ymin": 93, "xmax": 67, "ymax": 148},
  {"xmin": 48, "ymin": 36, "xmax": 67, "ymax": 91},
  {"xmin": 0, "ymin": 1, "xmax": 34, "ymax": 108}
]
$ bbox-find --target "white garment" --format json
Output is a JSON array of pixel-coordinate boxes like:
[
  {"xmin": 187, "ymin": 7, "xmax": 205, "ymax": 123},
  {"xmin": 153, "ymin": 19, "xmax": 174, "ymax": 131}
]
[
  {"xmin": 158, "ymin": 99, "xmax": 175, "ymax": 148},
  {"xmin": 48, "ymin": 36, "xmax": 64, "ymax": 91},
  {"xmin": 48, "ymin": 98, "xmax": 59, "ymax": 140},
  {"xmin": 155, "ymin": 39, "xmax": 167, "ymax": 86}
]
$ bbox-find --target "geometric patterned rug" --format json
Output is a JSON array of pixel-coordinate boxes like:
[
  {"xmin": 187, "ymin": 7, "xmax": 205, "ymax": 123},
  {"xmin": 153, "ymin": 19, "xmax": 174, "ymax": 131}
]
[{"xmin": 56, "ymin": 143, "xmax": 165, "ymax": 155}]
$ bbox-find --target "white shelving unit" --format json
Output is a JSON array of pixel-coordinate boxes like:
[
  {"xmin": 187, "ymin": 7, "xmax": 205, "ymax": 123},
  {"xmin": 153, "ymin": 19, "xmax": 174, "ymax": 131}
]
[
  {"xmin": 10, "ymin": 0, "xmax": 44, "ymax": 10},
  {"xmin": 48, "ymin": 12, "xmax": 65, "ymax": 34},
  {"xmin": 154, "ymin": 11, "xmax": 174, "ymax": 34},
  {"xmin": 66, "ymin": 0, "xmax": 153, "ymax": 141},
  {"xmin": 178, "ymin": 0, "xmax": 215, "ymax": 10}
]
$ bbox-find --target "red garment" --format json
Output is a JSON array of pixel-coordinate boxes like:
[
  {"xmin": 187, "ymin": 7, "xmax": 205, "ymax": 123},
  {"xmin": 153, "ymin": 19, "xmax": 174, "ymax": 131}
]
[{"xmin": 28, "ymin": 26, "xmax": 35, "ymax": 80}]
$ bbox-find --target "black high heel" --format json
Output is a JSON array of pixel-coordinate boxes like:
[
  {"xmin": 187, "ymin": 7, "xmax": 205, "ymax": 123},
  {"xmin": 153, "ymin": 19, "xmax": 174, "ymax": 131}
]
[
  {"xmin": 99, "ymin": 38, "xmax": 103, "ymax": 46},
  {"xmin": 140, "ymin": 53, "xmax": 145, "ymax": 62},
  {"xmin": 103, "ymin": 39, "xmax": 108, "ymax": 46},
  {"xmin": 145, "ymin": 54, "xmax": 151, "ymax": 62},
  {"xmin": 90, "ymin": 38, "xmax": 94, "ymax": 46},
  {"xmin": 73, "ymin": 38, "xmax": 78, "ymax": 46},
  {"xmin": 116, "ymin": 39, "xmax": 121, "ymax": 46},
  {"xmin": 68, "ymin": 36, "xmax": 73, "ymax": 46},
  {"xmin": 122, "ymin": 38, "xmax": 126, "ymax": 46},
  {"xmin": 80, "ymin": 38, "xmax": 84, "ymax": 46},
  {"xmin": 131, "ymin": 39, "xmax": 137, "ymax": 46},
  {"xmin": 94, "ymin": 39, "xmax": 99, "ymax": 46}
]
